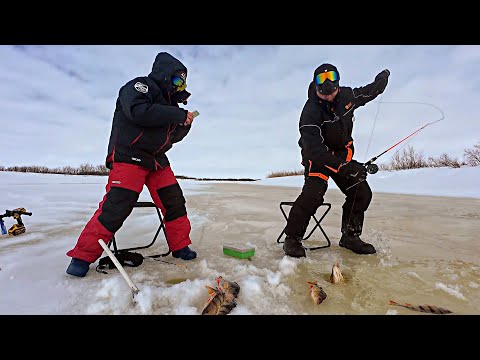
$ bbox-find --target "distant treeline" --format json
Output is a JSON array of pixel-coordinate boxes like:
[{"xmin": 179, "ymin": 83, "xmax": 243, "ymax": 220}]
[
  {"xmin": 2, "ymin": 142, "xmax": 479, "ymax": 180},
  {"xmin": 0, "ymin": 164, "xmax": 109, "ymax": 176},
  {"xmin": 267, "ymin": 143, "xmax": 480, "ymax": 178},
  {"xmin": 0, "ymin": 163, "xmax": 258, "ymax": 181}
]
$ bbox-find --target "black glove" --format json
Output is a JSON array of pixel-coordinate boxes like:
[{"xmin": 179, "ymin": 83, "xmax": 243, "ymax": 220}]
[
  {"xmin": 375, "ymin": 69, "xmax": 390, "ymax": 82},
  {"xmin": 171, "ymin": 90, "xmax": 191, "ymax": 105},
  {"xmin": 338, "ymin": 160, "xmax": 367, "ymax": 181}
]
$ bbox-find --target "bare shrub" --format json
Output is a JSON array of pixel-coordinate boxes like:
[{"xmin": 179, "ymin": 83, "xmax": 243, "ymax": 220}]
[
  {"xmin": 78, "ymin": 163, "xmax": 95, "ymax": 175},
  {"xmin": 61, "ymin": 166, "xmax": 76, "ymax": 175},
  {"xmin": 267, "ymin": 169, "xmax": 304, "ymax": 178},
  {"xmin": 464, "ymin": 143, "xmax": 480, "ymax": 166},
  {"xmin": 378, "ymin": 162, "xmax": 391, "ymax": 171},
  {"xmin": 428, "ymin": 153, "xmax": 462, "ymax": 168},
  {"xmin": 95, "ymin": 164, "xmax": 109, "ymax": 175},
  {"xmin": 382, "ymin": 146, "xmax": 428, "ymax": 170}
]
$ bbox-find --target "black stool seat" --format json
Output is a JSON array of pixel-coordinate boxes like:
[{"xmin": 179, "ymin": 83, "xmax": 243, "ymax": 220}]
[{"xmin": 276, "ymin": 202, "xmax": 331, "ymax": 250}]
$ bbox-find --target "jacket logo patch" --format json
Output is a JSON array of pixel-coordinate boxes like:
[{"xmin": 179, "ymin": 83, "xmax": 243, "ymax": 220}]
[
  {"xmin": 345, "ymin": 102, "xmax": 352, "ymax": 110},
  {"xmin": 134, "ymin": 82, "xmax": 148, "ymax": 93}
]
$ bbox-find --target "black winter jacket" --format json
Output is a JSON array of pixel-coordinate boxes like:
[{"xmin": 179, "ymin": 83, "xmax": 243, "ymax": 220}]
[
  {"xmin": 298, "ymin": 72, "xmax": 389, "ymax": 177},
  {"xmin": 105, "ymin": 52, "xmax": 192, "ymax": 170}
]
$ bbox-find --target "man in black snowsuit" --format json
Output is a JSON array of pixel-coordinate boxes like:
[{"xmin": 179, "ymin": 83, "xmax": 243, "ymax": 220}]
[
  {"xmin": 66, "ymin": 52, "xmax": 198, "ymax": 277},
  {"xmin": 283, "ymin": 63, "xmax": 390, "ymax": 258}
]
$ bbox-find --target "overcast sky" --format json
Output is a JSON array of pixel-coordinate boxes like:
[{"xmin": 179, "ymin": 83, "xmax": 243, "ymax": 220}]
[{"xmin": 0, "ymin": 45, "xmax": 479, "ymax": 178}]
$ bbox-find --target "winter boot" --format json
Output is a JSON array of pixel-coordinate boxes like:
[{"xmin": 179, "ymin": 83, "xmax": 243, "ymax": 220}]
[
  {"xmin": 66, "ymin": 258, "xmax": 90, "ymax": 277},
  {"xmin": 339, "ymin": 233, "xmax": 376, "ymax": 255},
  {"xmin": 283, "ymin": 236, "xmax": 306, "ymax": 258},
  {"xmin": 172, "ymin": 246, "xmax": 197, "ymax": 260}
]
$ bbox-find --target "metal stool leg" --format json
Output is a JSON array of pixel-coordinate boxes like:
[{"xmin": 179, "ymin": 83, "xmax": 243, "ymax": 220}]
[
  {"xmin": 108, "ymin": 201, "xmax": 170, "ymax": 257},
  {"xmin": 276, "ymin": 201, "xmax": 331, "ymax": 251}
]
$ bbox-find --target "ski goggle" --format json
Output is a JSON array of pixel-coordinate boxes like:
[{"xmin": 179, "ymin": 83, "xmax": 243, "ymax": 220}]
[
  {"xmin": 171, "ymin": 75, "xmax": 187, "ymax": 92},
  {"xmin": 315, "ymin": 71, "xmax": 339, "ymax": 85}
]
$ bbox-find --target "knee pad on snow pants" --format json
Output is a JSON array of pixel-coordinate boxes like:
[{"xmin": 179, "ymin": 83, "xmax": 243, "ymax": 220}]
[
  {"xmin": 341, "ymin": 181, "xmax": 372, "ymax": 236},
  {"xmin": 285, "ymin": 178, "xmax": 328, "ymax": 239},
  {"xmin": 156, "ymin": 183, "xmax": 187, "ymax": 222},
  {"xmin": 98, "ymin": 187, "xmax": 139, "ymax": 233}
]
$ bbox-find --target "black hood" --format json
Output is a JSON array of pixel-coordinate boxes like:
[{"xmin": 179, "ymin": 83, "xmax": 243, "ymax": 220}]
[
  {"xmin": 148, "ymin": 52, "xmax": 187, "ymax": 91},
  {"xmin": 308, "ymin": 81, "xmax": 317, "ymax": 99}
]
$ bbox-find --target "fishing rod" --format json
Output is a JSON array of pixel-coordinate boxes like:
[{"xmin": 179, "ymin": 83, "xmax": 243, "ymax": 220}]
[
  {"xmin": 362, "ymin": 100, "xmax": 445, "ymax": 174},
  {"xmin": 346, "ymin": 117, "xmax": 444, "ymax": 191},
  {"xmin": 364, "ymin": 118, "xmax": 444, "ymax": 174}
]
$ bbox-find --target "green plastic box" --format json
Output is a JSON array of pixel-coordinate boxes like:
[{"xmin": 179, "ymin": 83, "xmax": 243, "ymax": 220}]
[{"xmin": 223, "ymin": 245, "xmax": 255, "ymax": 259}]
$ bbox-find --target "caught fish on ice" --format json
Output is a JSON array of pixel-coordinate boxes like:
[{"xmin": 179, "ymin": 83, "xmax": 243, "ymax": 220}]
[
  {"xmin": 307, "ymin": 281, "xmax": 327, "ymax": 305},
  {"xmin": 388, "ymin": 300, "xmax": 453, "ymax": 314},
  {"xmin": 330, "ymin": 262, "xmax": 345, "ymax": 284},
  {"xmin": 201, "ymin": 277, "xmax": 241, "ymax": 315},
  {"xmin": 216, "ymin": 276, "xmax": 241, "ymax": 301},
  {"xmin": 201, "ymin": 286, "xmax": 238, "ymax": 315}
]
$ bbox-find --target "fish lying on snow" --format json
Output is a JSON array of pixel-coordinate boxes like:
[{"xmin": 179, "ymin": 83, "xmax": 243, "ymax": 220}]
[
  {"xmin": 330, "ymin": 262, "xmax": 345, "ymax": 284},
  {"xmin": 389, "ymin": 300, "xmax": 453, "ymax": 314},
  {"xmin": 201, "ymin": 276, "xmax": 241, "ymax": 315},
  {"xmin": 216, "ymin": 276, "xmax": 241, "ymax": 301},
  {"xmin": 201, "ymin": 286, "xmax": 238, "ymax": 315},
  {"xmin": 307, "ymin": 281, "xmax": 327, "ymax": 304}
]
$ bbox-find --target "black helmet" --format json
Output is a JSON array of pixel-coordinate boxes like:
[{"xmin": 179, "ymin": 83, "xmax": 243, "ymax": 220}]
[{"xmin": 314, "ymin": 63, "xmax": 340, "ymax": 95}]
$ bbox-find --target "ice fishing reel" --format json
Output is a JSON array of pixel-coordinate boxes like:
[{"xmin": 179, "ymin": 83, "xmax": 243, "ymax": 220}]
[{"xmin": 365, "ymin": 163, "xmax": 379, "ymax": 174}]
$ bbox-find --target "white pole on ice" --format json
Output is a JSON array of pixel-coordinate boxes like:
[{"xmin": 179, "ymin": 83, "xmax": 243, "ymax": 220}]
[{"xmin": 98, "ymin": 239, "xmax": 140, "ymax": 295}]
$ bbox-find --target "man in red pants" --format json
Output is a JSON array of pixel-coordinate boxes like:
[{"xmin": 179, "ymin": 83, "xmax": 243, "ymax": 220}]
[{"xmin": 66, "ymin": 52, "xmax": 198, "ymax": 277}]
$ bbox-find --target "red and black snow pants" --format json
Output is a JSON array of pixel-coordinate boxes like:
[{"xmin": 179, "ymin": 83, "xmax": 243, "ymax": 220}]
[{"xmin": 66, "ymin": 163, "xmax": 191, "ymax": 263}]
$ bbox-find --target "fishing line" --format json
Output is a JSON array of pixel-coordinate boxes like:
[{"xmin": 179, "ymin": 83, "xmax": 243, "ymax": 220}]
[
  {"xmin": 150, "ymin": 257, "xmax": 188, "ymax": 269},
  {"xmin": 364, "ymin": 93, "xmax": 384, "ymax": 162},
  {"xmin": 375, "ymin": 101, "xmax": 445, "ymax": 167},
  {"xmin": 345, "ymin": 93, "xmax": 384, "ymax": 236},
  {"xmin": 365, "ymin": 100, "xmax": 445, "ymax": 162},
  {"xmin": 346, "ymin": 101, "xmax": 446, "ymax": 191},
  {"xmin": 345, "ymin": 99, "xmax": 445, "ymax": 235}
]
